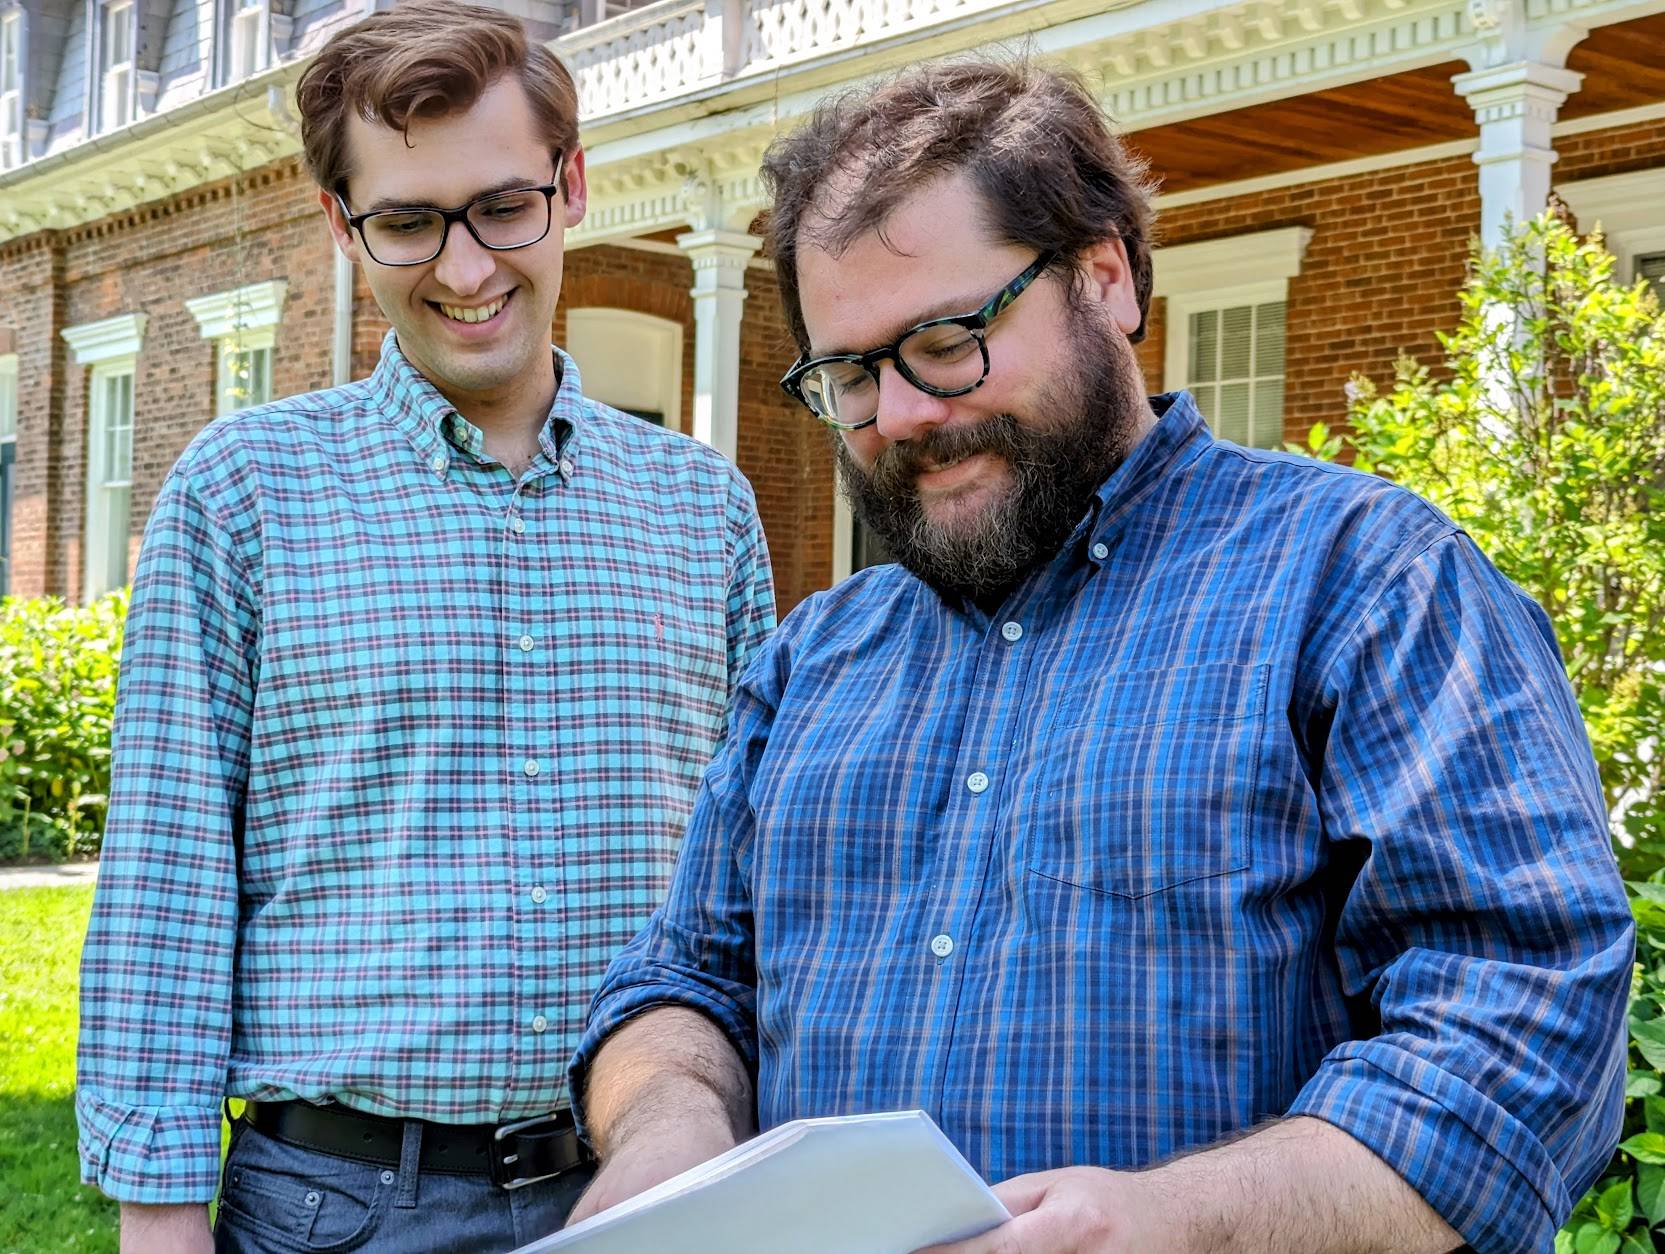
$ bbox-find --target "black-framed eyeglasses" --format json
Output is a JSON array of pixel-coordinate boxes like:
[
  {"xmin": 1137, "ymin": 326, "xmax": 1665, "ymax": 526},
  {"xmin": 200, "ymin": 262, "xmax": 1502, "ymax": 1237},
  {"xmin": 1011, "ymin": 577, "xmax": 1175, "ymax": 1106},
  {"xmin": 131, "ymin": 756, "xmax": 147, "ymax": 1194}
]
[
  {"xmin": 780, "ymin": 250, "xmax": 1057, "ymax": 431},
  {"xmin": 335, "ymin": 154, "xmax": 565, "ymax": 267}
]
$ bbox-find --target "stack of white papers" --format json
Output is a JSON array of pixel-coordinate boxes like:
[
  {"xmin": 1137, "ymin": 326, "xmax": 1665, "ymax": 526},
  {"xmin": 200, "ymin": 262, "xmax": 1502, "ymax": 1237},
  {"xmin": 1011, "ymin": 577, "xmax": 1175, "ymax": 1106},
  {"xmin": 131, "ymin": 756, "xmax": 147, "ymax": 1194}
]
[{"xmin": 513, "ymin": 1109, "xmax": 1010, "ymax": 1254}]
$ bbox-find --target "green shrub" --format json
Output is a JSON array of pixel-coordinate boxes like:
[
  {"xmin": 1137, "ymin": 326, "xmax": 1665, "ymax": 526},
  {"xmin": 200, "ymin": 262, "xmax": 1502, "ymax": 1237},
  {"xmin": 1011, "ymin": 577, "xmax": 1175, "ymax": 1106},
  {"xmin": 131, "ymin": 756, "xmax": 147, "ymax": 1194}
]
[
  {"xmin": 0, "ymin": 592, "xmax": 126, "ymax": 862},
  {"xmin": 1559, "ymin": 888, "xmax": 1665, "ymax": 1254}
]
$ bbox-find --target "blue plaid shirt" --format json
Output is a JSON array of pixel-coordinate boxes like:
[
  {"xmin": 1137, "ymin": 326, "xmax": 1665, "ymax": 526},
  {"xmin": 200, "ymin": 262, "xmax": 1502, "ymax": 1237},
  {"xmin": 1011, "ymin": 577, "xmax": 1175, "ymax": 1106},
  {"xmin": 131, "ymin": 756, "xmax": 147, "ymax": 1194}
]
[
  {"xmin": 573, "ymin": 392, "xmax": 1632, "ymax": 1253},
  {"xmin": 77, "ymin": 333, "xmax": 775, "ymax": 1204}
]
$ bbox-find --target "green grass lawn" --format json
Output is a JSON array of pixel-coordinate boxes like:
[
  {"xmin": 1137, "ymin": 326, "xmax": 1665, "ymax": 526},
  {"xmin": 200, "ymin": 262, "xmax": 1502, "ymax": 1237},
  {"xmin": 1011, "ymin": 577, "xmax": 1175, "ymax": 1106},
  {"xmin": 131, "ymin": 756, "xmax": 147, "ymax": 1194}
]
[{"xmin": 0, "ymin": 885, "xmax": 118, "ymax": 1254}]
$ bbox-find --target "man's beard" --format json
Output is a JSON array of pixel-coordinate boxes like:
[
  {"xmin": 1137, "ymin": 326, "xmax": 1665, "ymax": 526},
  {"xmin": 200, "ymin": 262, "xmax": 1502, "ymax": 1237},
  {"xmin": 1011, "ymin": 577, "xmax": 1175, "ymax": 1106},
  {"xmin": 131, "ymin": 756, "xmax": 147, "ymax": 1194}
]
[{"xmin": 835, "ymin": 309, "xmax": 1147, "ymax": 607}]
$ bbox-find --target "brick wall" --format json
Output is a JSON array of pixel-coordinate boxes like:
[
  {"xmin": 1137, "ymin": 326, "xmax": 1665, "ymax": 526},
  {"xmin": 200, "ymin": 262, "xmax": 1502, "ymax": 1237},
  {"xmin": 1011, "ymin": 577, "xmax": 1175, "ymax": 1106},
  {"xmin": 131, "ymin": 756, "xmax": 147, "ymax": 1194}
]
[
  {"xmin": 3, "ymin": 113, "xmax": 1658, "ymax": 608},
  {"xmin": 0, "ymin": 236, "xmax": 65, "ymax": 598},
  {"xmin": 1147, "ymin": 152, "xmax": 1479, "ymax": 442}
]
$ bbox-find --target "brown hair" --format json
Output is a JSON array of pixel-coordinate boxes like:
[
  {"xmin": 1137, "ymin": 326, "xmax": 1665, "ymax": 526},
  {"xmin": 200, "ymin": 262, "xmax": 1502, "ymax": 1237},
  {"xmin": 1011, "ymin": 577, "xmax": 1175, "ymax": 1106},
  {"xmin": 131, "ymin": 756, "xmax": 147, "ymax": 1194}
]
[
  {"xmin": 760, "ymin": 57, "xmax": 1158, "ymax": 348},
  {"xmin": 295, "ymin": 0, "xmax": 579, "ymax": 197}
]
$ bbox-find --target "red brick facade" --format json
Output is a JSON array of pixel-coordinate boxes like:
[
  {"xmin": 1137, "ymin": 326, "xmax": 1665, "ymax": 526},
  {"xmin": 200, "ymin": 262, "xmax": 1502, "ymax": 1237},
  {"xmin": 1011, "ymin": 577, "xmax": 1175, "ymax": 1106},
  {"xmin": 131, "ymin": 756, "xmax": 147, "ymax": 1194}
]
[{"xmin": 2, "ymin": 116, "xmax": 1661, "ymax": 612}]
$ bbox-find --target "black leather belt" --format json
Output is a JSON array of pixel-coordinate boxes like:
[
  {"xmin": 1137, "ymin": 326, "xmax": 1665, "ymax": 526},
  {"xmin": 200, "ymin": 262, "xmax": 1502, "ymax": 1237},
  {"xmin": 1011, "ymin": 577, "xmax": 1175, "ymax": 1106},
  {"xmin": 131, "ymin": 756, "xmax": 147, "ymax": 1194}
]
[{"xmin": 241, "ymin": 1100, "xmax": 592, "ymax": 1190}]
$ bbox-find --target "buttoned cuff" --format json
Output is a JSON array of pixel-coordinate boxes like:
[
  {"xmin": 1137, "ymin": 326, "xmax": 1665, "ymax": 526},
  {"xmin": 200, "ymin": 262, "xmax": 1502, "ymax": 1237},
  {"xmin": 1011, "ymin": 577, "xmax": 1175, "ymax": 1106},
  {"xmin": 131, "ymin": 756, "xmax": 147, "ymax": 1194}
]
[
  {"xmin": 568, "ymin": 982, "xmax": 759, "ymax": 1152},
  {"xmin": 76, "ymin": 1089, "xmax": 223, "ymax": 1203},
  {"xmin": 1287, "ymin": 1044, "xmax": 1565, "ymax": 1254}
]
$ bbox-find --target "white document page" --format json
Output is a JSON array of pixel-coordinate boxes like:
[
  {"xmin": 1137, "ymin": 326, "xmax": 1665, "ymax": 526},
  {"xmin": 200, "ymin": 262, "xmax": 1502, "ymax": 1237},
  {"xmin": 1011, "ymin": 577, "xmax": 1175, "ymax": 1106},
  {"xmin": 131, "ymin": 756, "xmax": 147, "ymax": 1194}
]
[{"xmin": 513, "ymin": 1109, "xmax": 1011, "ymax": 1254}]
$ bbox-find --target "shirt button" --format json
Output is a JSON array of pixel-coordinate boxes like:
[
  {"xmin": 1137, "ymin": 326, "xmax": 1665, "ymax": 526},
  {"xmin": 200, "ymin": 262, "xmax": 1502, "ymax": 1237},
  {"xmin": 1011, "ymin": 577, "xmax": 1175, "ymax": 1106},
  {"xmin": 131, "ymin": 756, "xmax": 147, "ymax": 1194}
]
[
  {"xmin": 1091, "ymin": 542, "xmax": 1109, "ymax": 560},
  {"xmin": 930, "ymin": 934, "xmax": 955, "ymax": 958},
  {"xmin": 510, "ymin": 516, "xmax": 526, "ymax": 534},
  {"xmin": 518, "ymin": 634, "xmax": 535, "ymax": 652},
  {"xmin": 559, "ymin": 457, "xmax": 575, "ymax": 477},
  {"xmin": 530, "ymin": 885, "xmax": 547, "ymax": 904},
  {"xmin": 966, "ymin": 771, "xmax": 989, "ymax": 794},
  {"xmin": 532, "ymin": 1014, "xmax": 548, "ymax": 1034},
  {"xmin": 430, "ymin": 453, "xmax": 447, "ymax": 475},
  {"xmin": 1001, "ymin": 621, "xmax": 1024, "ymax": 642},
  {"xmin": 523, "ymin": 759, "xmax": 540, "ymax": 778}
]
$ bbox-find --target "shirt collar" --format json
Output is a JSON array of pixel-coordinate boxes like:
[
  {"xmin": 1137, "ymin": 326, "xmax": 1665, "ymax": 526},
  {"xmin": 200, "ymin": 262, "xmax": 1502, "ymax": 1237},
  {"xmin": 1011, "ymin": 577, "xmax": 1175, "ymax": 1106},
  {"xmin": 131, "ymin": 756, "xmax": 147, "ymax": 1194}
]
[
  {"xmin": 1077, "ymin": 390, "xmax": 1211, "ymax": 564},
  {"xmin": 367, "ymin": 330, "xmax": 586, "ymax": 476}
]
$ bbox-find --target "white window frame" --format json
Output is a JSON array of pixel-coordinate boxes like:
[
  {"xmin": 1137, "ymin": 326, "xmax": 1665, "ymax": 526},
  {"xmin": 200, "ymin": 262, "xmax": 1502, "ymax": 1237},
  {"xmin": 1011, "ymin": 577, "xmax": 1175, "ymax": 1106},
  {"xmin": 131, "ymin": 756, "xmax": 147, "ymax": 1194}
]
[
  {"xmin": 0, "ymin": 353, "xmax": 15, "ymax": 444},
  {"xmin": 61, "ymin": 313, "xmax": 146, "ymax": 600},
  {"xmin": 0, "ymin": 353, "xmax": 15, "ymax": 598},
  {"xmin": 0, "ymin": 9, "xmax": 22, "ymax": 169},
  {"xmin": 563, "ymin": 307, "xmax": 682, "ymax": 431},
  {"xmin": 1556, "ymin": 168, "xmax": 1665, "ymax": 292},
  {"xmin": 226, "ymin": 0, "xmax": 267, "ymax": 84},
  {"xmin": 185, "ymin": 279, "xmax": 287, "ymax": 416},
  {"xmin": 97, "ymin": 0, "xmax": 135, "ymax": 133},
  {"xmin": 1153, "ymin": 227, "xmax": 1310, "ymax": 450}
]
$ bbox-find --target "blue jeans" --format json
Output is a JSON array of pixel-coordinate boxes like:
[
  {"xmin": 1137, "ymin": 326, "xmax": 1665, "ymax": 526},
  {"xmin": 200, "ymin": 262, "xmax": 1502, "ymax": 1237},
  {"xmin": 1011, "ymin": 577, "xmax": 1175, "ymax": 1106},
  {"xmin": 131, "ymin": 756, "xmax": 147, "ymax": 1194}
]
[{"xmin": 214, "ymin": 1120, "xmax": 595, "ymax": 1254}]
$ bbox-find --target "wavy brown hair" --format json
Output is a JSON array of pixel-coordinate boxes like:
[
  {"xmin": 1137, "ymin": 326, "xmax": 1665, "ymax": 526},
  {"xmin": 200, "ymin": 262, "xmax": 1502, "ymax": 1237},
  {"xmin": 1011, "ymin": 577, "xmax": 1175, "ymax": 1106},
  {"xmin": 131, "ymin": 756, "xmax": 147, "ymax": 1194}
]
[
  {"xmin": 760, "ymin": 58, "xmax": 1157, "ymax": 347},
  {"xmin": 296, "ymin": 0, "xmax": 578, "ymax": 197}
]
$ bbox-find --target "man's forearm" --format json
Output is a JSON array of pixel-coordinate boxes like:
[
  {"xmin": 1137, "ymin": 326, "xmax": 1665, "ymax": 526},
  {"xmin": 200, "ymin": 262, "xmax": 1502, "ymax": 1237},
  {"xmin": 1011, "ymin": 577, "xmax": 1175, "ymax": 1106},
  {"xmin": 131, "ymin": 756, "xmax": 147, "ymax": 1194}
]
[
  {"xmin": 1155, "ymin": 1117, "xmax": 1461, "ymax": 1254},
  {"xmin": 119, "ymin": 1202, "xmax": 212, "ymax": 1254},
  {"xmin": 582, "ymin": 1005, "xmax": 755, "ymax": 1159}
]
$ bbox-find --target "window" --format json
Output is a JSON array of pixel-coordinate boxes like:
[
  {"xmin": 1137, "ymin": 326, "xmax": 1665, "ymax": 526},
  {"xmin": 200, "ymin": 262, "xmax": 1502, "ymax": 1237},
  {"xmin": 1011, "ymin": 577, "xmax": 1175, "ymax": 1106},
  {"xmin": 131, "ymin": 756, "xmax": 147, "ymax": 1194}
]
[
  {"xmin": 184, "ymin": 280, "xmax": 287, "ymax": 416},
  {"xmin": 61, "ymin": 312, "xmax": 146, "ymax": 600},
  {"xmin": 217, "ymin": 340, "xmax": 272, "ymax": 415},
  {"xmin": 98, "ymin": 0, "xmax": 134, "ymax": 133},
  {"xmin": 564, "ymin": 309, "xmax": 683, "ymax": 431},
  {"xmin": 1152, "ymin": 227, "xmax": 1311, "ymax": 451},
  {"xmin": 1184, "ymin": 300, "xmax": 1287, "ymax": 449},
  {"xmin": 1639, "ymin": 253, "xmax": 1665, "ymax": 305},
  {"xmin": 0, "ymin": 10, "xmax": 21, "ymax": 169},
  {"xmin": 86, "ymin": 363, "xmax": 134, "ymax": 597},
  {"xmin": 0, "ymin": 354, "xmax": 15, "ymax": 597},
  {"xmin": 1558, "ymin": 170, "xmax": 1665, "ymax": 301},
  {"xmin": 227, "ymin": 1, "xmax": 267, "ymax": 83}
]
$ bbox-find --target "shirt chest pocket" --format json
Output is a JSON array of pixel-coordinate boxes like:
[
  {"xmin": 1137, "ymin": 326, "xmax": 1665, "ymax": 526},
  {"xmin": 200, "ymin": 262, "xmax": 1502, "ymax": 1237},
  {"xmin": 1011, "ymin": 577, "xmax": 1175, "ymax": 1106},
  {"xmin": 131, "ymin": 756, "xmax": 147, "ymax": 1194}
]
[{"xmin": 1024, "ymin": 661, "xmax": 1270, "ymax": 900}]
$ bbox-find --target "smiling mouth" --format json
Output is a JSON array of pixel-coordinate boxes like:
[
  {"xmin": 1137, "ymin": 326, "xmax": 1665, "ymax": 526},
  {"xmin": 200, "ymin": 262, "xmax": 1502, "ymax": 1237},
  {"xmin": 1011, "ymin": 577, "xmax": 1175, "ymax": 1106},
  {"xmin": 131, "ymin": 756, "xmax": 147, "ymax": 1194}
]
[{"xmin": 433, "ymin": 290, "xmax": 513, "ymax": 324}]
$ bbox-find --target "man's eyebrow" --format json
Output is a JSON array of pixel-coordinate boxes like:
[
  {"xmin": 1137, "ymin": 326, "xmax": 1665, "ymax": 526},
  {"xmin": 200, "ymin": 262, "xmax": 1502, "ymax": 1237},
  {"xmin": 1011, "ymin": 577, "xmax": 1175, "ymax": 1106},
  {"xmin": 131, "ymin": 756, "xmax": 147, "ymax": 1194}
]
[
  {"xmin": 809, "ymin": 285, "xmax": 994, "ymax": 357},
  {"xmin": 362, "ymin": 175, "xmax": 549, "ymax": 214}
]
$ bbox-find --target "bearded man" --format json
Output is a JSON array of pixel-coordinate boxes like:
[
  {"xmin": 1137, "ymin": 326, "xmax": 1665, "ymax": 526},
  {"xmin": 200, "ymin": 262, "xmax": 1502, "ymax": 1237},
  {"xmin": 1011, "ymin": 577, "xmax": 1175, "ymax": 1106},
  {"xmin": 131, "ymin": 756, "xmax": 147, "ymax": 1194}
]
[{"xmin": 564, "ymin": 60, "xmax": 1631, "ymax": 1254}]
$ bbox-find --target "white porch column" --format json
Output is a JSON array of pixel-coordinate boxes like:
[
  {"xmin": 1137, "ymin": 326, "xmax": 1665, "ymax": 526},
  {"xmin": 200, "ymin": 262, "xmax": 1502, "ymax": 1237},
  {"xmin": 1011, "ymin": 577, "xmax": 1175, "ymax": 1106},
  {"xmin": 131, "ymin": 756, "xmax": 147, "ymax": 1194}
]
[
  {"xmin": 676, "ymin": 228, "xmax": 762, "ymax": 459},
  {"xmin": 1453, "ymin": 61, "xmax": 1583, "ymax": 249}
]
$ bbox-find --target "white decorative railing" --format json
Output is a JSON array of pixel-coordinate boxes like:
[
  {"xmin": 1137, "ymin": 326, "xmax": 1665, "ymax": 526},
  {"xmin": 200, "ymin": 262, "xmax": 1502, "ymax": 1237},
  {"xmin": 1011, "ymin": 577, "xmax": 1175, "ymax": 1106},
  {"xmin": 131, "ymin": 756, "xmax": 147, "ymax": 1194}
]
[
  {"xmin": 558, "ymin": 0, "xmax": 1007, "ymax": 120},
  {"xmin": 563, "ymin": 0, "xmax": 716, "ymax": 118}
]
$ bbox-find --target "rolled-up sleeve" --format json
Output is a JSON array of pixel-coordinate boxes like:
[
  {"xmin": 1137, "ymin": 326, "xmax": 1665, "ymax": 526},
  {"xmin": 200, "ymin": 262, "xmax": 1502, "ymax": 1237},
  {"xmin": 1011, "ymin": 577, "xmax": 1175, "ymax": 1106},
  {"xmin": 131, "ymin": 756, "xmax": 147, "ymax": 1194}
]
[
  {"xmin": 1286, "ymin": 533, "xmax": 1633, "ymax": 1253},
  {"xmin": 568, "ymin": 631, "xmax": 786, "ymax": 1144},
  {"xmin": 75, "ymin": 465, "xmax": 258, "ymax": 1203}
]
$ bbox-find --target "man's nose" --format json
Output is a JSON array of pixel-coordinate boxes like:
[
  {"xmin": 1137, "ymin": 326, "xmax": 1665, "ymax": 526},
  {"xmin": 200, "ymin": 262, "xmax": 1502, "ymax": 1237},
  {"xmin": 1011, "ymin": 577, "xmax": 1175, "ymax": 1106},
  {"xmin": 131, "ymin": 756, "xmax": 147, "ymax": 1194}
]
[
  {"xmin": 431, "ymin": 222, "xmax": 496, "ymax": 296},
  {"xmin": 873, "ymin": 362, "xmax": 952, "ymax": 444}
]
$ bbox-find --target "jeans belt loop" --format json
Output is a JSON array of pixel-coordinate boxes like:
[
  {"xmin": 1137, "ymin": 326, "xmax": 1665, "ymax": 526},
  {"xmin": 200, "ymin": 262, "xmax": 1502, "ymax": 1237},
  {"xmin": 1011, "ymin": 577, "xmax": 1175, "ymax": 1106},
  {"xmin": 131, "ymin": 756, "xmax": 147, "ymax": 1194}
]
[{"xmin": 395, "ymin": 1118, "xmax": 422, "ymax": 1208}]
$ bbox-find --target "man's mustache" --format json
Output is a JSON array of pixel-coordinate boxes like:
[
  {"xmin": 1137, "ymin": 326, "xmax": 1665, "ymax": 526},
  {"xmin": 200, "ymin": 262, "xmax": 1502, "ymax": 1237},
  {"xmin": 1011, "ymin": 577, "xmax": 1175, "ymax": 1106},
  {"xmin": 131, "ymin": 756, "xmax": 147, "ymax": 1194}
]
[{"xmin": 867, "ymin": 415, "xmax": 1024, "ymax": 495}]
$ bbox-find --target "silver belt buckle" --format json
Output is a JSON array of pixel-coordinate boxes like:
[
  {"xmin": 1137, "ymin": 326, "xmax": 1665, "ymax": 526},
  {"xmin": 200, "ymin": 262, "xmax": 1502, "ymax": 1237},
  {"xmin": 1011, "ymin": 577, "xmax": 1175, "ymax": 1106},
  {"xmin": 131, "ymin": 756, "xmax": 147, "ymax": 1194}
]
[{"xmin": 492, "ymin": 1113, "xmax": 565, "ymax": 1190}]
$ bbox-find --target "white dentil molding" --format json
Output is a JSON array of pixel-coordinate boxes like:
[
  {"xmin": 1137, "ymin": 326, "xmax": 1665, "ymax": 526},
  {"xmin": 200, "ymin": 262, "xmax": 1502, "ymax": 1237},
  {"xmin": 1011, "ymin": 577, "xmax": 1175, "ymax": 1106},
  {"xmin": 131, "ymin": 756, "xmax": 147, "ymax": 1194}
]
[
  {"xmin": 184, "ymin": 279, "xmax": 289, "ymax": 340},
  {"xmin": 61, "ymin": 313, "xmax": 148, "ymax": 366}
]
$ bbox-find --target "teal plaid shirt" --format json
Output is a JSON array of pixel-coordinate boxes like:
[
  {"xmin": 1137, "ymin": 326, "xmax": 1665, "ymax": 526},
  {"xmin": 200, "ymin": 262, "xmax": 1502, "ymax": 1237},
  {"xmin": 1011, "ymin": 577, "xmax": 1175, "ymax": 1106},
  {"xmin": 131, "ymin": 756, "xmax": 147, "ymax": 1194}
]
[{"xmin": 77, "ymin": 333, "xmax": 775, "ymax": 1203}]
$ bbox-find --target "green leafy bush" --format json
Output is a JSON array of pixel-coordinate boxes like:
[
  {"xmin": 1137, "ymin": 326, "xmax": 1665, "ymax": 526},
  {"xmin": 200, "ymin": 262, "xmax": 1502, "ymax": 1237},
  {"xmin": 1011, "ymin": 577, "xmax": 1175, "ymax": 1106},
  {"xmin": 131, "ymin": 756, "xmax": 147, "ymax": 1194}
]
[
  {"xmin": 0, "ymin": 592, "xmax": 126, "ymax": 862},
  {"xmin": 1559, "ymin": 889, "xmax": 1665, "ymax": 1254}
]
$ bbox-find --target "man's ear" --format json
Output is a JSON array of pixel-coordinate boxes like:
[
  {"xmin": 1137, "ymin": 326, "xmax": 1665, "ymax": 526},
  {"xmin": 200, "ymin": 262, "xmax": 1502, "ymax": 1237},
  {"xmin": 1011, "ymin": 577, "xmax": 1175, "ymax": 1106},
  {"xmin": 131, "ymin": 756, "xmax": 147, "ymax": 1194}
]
[
  {"xmin": 561, "ymin": 147, "xmax": 588, "ymax": 229},
  {"xmin": 318, "ymin": 188, "xmax": 362, "ymax": 265},
  {"xmin": 1075, "ymin": 235, "xmax": 1143, "ymax": 337}
]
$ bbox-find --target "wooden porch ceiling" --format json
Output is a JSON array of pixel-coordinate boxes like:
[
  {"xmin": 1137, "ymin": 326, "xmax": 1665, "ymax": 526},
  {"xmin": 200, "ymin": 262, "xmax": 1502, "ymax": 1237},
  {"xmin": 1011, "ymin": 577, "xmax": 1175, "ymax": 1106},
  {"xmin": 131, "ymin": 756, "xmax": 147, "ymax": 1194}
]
[{"xmin": 1128, "ymin": 12, "xmax": 1665, "ymax": 196}]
